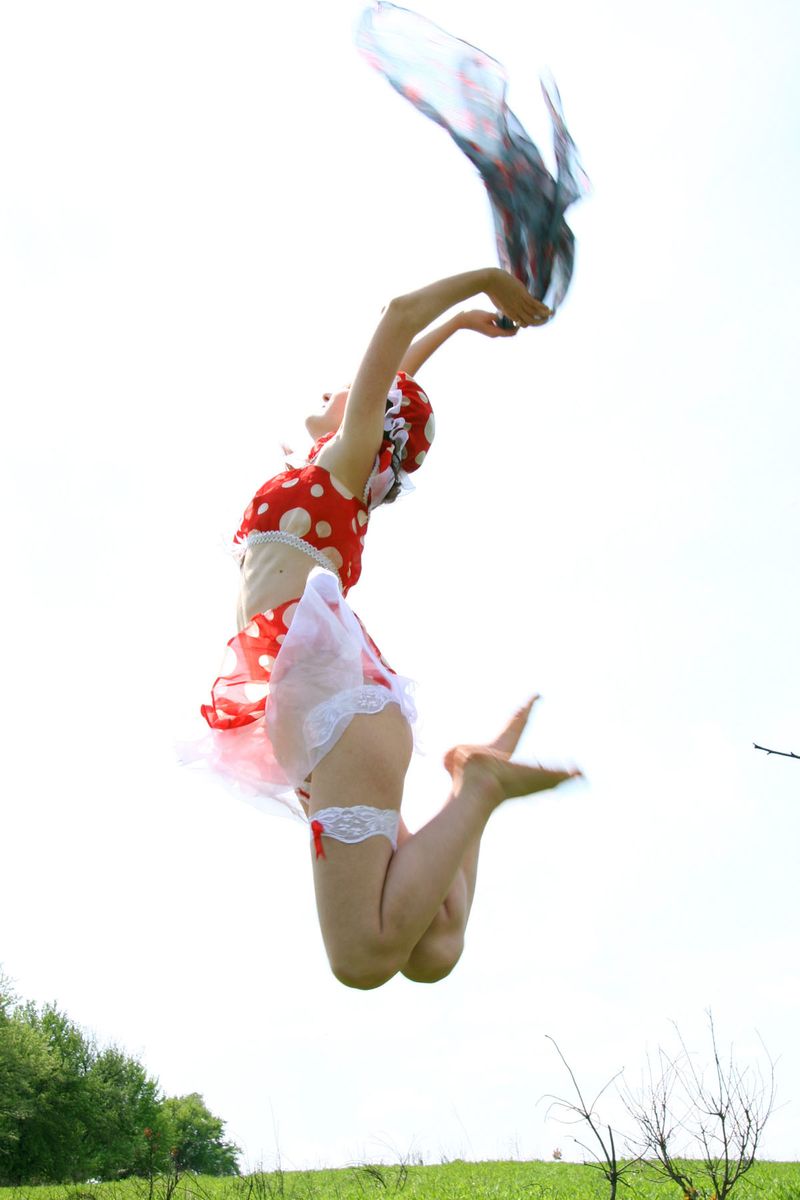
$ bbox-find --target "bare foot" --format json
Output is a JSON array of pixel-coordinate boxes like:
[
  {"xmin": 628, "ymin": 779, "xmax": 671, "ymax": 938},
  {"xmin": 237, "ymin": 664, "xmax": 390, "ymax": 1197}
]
[
  {"xmin": 446, "ymin": 745, "xmax": 581, "ymax": 807},
  {"xmin": 443, "ymin": 698, "xmax": 581, "ymax": 808},
  {"xmin": 443, "ymin": 695, "xmax": 539, "ymax": 775},
  {"xmin": 489, "ymin": 694, "xmax": 540, "ymax": 756}
]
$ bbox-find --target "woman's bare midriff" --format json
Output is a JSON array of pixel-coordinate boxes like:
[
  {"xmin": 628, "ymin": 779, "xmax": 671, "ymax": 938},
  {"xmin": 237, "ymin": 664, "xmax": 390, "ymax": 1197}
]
[{"xmin": 236, "ymin": 541, "xmax": 322, "ymax": 630}]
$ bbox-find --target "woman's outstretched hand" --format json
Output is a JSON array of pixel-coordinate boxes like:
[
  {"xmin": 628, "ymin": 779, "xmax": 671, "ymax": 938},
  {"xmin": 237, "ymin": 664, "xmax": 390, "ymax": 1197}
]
[
  {"xmin": 459, "ymin": 309, "xmax": 520, "ymax": 338},
  {"xmin": 485, "ymin": 268, "xmax": 552, "ymax": 327}
]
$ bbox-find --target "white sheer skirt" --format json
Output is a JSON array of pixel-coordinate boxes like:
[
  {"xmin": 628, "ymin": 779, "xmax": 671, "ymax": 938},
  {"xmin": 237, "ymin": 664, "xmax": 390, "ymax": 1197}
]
[{"xmin": 180, "ymin": 569, "xmax": 417, "ymax": 821}]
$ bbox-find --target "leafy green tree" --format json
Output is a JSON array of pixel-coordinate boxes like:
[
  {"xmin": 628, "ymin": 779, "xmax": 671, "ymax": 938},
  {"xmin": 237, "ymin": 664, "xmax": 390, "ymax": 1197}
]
[
  {"xmin": 84, "ymin": 1047, "xmax": 163, "ymax": 1179},
  {"xmin": 0, "ymin": 970, "xmax": 239, "ymax": 1182},
  {"xmin": 160, "ymin": 1094, "xmax": 240, "ymax": 1175},
  {"xmin": 0, "ymin": 1018, "xmax": 53, "ymax": 1174},
  {"xmin": 0, "ymin": 974, "xmax": 16, "ymax": 1018},
  {"xmin": 3, "ymin": 1002, "xmax": 96, "ymax": 1182},
  {"xmin": 0, "ymin": 994, "xmax": 163, "ymax": 1183},
  {"xmin": 0, "ymin": 977, "xmax": 55, "ymax": 1180}
]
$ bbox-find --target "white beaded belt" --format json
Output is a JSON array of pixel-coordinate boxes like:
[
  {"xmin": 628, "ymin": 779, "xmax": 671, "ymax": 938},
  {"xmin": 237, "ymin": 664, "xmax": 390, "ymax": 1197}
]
[{"xmin": 239, "ymin": 531, "xmax": 338, "ymax": 576}]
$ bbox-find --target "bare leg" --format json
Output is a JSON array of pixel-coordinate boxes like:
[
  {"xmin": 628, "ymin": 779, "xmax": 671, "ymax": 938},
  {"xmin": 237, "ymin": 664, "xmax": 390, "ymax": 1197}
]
[
  {"xmin": 393, "ymin": 807, "xmax": 475, "ymax": 984},
  {"xmin": 401, "ymin": 698, "xmax": 540, "ymax": 982},
  {"xmin": 308, "ymin": 699, "xmax": 579, "ymax": 990}
]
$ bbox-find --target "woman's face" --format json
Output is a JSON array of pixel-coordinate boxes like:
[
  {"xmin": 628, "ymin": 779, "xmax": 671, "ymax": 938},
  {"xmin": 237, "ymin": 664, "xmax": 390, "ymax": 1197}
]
[{"xmin": 305, "ymin": 386, "xmax": 349, "ymax": 440}]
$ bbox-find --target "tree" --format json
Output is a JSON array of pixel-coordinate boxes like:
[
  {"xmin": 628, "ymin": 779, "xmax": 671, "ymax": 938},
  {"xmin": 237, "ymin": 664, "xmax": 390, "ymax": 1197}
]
[
  {"xmin": 544, "ymin": 1036, "xmax": 643, "ymax": 1199},
  {"xmin": 84, "ymin": 1047, "xmax": 162, "ymax": 1180},
  {"xmin": 0, "ymin": 969, "xmax": 239, "ymax": 1182},
  {"xmin": 0, "ymin": 979, "xmax": 53, "ymax": 1177},
  {"xmin": 0, "ymin": 990, "xmax": 162, "ymax": 1184},
  {"xmin": 623, "ymin": 1014, "xmax": 775, "ymax": 1200},
  {"xmin": 545, "ymin": 1015, "xmax": 776, "ymax": 1200},
  {"xmin": 1, "ymin": 1002, "xmax": 96, "ymax": 1183},
  {"xmin": 160, "ymin": 1094, "xmax": 240, "ymax": 1175}
]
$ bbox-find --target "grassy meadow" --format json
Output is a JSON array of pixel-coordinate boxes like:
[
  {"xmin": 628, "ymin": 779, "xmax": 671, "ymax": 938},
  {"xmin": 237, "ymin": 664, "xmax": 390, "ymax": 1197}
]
[{"xmin": 2, "ymin": 1161, "xmax": 800, "ymax": 1200}]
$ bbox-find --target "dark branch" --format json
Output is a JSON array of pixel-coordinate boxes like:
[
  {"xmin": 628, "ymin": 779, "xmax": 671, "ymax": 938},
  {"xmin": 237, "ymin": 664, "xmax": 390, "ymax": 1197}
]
[
  {"xmin": 753, "ymin": 743, "xmax": 800, "ymax": 760},
  {"xmin": 544, "ymin": 1036, "xmax": 643, "ymax": 1189}
]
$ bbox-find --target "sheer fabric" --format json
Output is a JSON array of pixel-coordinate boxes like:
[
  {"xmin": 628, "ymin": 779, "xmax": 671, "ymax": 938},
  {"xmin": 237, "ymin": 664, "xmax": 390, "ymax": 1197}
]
[
  {"xmin": 181, "ymin": 571, "xmax": 416, "ymax": 821},
  {"xmin": 357, "ymin": 2, "xmax": 589, "ymax": 310}
]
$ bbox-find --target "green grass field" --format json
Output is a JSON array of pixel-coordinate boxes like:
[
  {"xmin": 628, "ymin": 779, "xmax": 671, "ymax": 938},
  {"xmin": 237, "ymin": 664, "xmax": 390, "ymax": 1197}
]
[{"xmin": 3, "ymin": 1161, "xmax": 800, "ymax": 1200}]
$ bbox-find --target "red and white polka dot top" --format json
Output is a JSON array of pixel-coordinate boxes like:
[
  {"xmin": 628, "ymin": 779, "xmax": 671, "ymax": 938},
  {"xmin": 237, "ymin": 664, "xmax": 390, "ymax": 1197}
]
[
  {"xmin": 233, "ymin": 374, "xmax": 433, "ymax": 599},
  {"xmin": 234, "ymin": 462, "xmax": 369, "ymax": 595}
]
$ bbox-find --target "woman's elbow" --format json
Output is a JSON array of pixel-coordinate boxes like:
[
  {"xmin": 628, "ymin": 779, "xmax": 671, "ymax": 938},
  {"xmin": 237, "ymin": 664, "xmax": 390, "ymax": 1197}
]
[{"xmin": 382, "ymin": 293, "xmax": 420, "ymax": 333}]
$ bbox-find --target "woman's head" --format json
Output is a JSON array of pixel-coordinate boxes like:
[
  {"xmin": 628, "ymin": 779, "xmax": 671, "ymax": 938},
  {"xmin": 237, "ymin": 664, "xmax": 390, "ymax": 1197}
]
[
  {"xmin": 305, "ymin": 375, "xmax": 435, "ymax": 507},
  {"xmin": 305, "ymin": 386, "xmax": 349, "ymax": 440}
]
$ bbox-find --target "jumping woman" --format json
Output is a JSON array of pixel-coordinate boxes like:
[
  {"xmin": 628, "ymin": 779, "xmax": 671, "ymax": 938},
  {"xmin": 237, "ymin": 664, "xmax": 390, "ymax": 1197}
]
[
  {"xmin": 191, "ymin": 0, "xmax": 591, "ymax": 990},
  {"xmin": 194, "ymin": 266, "xmax": 581, "ymax": 989}
]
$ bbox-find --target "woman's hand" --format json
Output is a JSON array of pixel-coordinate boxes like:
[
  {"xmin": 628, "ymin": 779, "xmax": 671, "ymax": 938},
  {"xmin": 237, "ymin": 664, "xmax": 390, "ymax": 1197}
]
[
  {"xmin": 459, "ymin": 308, "xmax": 520, "ymax": 338},
  {"xmin": 485, "ymin": 268, "xmax": 552, "ymax": 327}
]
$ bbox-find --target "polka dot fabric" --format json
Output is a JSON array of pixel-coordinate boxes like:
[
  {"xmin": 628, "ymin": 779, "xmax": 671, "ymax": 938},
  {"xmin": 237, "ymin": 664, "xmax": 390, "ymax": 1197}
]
[
  {"xmin": 201, "ymin": 587, "xmax": 399, "ymax": 734},
  {"xmin": 191, "ymin": 376, "xmax": 431, "ymax": 806},
  {"xmin": 363, "ymin": 372, "xmax": 435, "ymax": 507},
  {"xmin": 234, "ymin": 464, "xmax": 368, "ymax": 593},
  {"xmin": 200, "ymin": 599, "xmax": 297, "ymax": 731},
  {"xmin": 391, "ymin": 372, "xmax": 435, "ymax": 474}
]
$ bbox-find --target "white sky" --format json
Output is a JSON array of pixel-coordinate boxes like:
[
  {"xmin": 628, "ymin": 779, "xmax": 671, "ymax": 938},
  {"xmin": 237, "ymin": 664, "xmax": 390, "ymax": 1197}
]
[{"xmin": 1, "ymin": 0, "xmax": 799, "ymax": 1172}]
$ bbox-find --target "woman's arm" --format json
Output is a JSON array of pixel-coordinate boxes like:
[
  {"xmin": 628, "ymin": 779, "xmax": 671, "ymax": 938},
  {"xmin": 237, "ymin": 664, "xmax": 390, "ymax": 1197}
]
[
  {"xmin": 315, "ymin": 268, "xmax": 549, "ymax": 494},
  {"xmin": 399, "ymin": 309, "xmax": 519, "ymax": 377},
  {"xmin": 398, "ymin": 314, "xmax": 464, "ymax": 377},
  {"xmin": 395, "ymin": 267, "xmax": 548, "ymax": 336}
]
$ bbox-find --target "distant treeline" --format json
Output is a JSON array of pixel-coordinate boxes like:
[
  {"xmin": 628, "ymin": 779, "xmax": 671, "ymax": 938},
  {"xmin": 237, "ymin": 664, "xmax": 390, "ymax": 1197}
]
[{"xmin": 0, "ymin": 971, "xmax": 239, "ymax": 1183}]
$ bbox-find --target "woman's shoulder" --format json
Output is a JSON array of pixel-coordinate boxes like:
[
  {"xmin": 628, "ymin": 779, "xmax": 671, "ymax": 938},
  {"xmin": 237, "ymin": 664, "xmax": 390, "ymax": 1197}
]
[
  {"xmin": 253, "ymin": 458, "xmax": 366, "ymax": 507},
  {"xmin": 303, "ymin": 449, "xmax": 369, "ymax": 509}
]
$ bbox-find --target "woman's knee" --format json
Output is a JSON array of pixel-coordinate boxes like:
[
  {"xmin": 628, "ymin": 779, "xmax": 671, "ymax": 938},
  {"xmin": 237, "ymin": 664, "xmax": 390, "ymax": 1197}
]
[
  {"xmin": 400, "ymin": 934, "xmax": 464, "ymax": 984},
  {"xmin": 329, "ymin": 944, "xmax": 403, "ymax": 991}
]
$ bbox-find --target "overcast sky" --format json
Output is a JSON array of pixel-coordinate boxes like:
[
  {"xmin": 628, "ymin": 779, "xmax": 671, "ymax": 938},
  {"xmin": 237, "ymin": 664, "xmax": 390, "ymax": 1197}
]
[{"xmin": 1, "ymin": 0, "xmax": 798, "ymax": 1171}]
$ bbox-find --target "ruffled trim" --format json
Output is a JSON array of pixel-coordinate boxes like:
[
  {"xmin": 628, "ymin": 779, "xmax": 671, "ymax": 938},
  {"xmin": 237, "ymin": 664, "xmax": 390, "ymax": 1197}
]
[
  {"xmin": 304, "ymin": 683, "xmax": 401, "ymax": 750},
  {"xmin": 364, "ymin": 380, "xmax": 408, "ymax": 508}
]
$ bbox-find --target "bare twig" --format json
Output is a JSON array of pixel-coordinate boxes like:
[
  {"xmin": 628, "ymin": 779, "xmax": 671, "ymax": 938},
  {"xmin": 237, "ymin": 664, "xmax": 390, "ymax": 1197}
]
[
  {"xmin": 543, "ymin": 1036, "xmax": 643, "ymax": 1199},
  {"xmin": 753, "ymin": 743, "xmax": 800, "ymax": 760}
]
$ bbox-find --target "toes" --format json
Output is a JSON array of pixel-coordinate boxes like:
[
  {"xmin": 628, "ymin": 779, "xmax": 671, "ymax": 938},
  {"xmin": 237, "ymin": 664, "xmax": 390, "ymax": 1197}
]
[
  {"xmin": 496, "ymin": 759, "xmax": 582, "ymax": 799},
  {"xmin": 490, "ymin": 695, "xmax": 541, "ymax": 756},
  {"xmin": 445, "ymin": 694, "xmax": 543, "ymax": 774}
]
